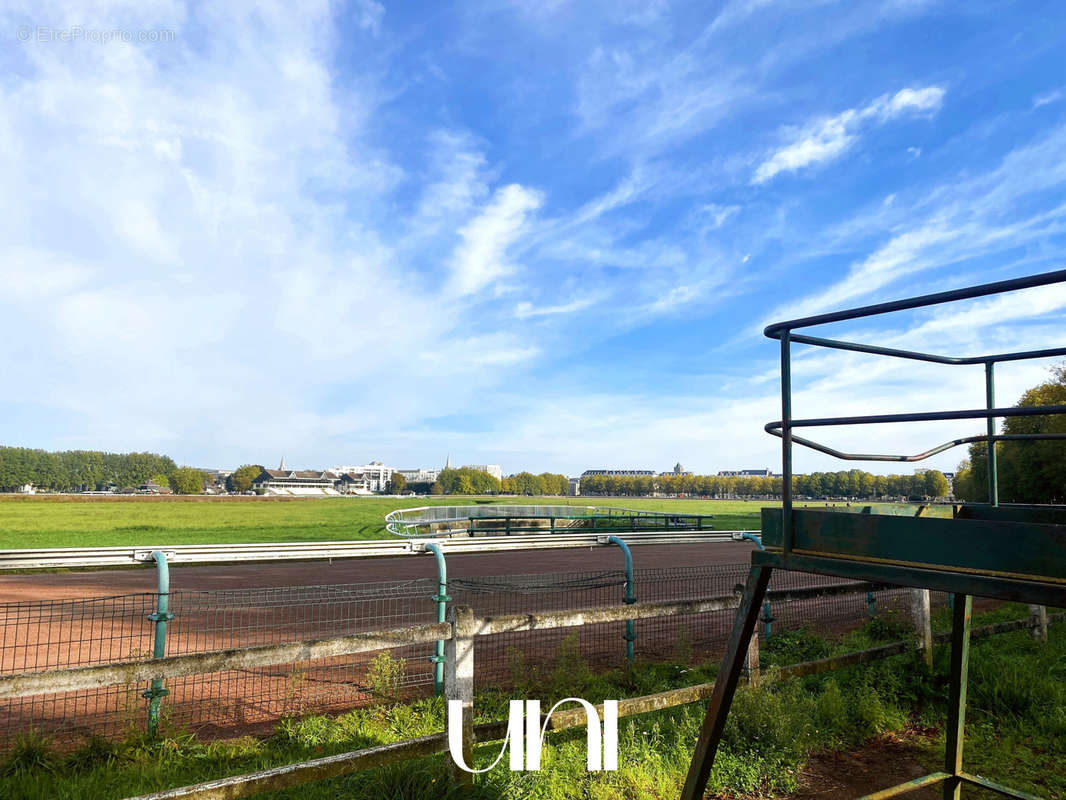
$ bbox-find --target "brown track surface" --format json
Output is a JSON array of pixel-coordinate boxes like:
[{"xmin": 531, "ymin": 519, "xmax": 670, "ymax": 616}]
[{"xmin": 0, "ymin": 542, "xmax": 757, "ymax": 603}]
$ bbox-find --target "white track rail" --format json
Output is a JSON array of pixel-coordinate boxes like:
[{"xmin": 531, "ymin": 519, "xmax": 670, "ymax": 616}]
[{"xmin": 0, "ymin": 531, "xmax": 743, "ymax": 571}]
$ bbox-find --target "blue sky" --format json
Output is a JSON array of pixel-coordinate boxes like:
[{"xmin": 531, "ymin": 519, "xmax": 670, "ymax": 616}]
[{"xmin": 3, "ymin": 0, "xmax": 1066, "ymax": 476}]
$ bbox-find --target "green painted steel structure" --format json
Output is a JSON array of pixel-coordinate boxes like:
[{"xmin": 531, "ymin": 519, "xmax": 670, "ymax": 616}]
[
  {"xmin": 384, "ymin": 504, "xmax": 716, "ymax": 538},
  {"xmin": 605, "ymin": 536, "xmax": 637, "ymax": 666},
  {"xmin": 144, "ymin": 550, "xmax": 172, "ymax": 736},
  {"xmin": 423, "ymin": 542, "xmax": 450, "ymax": 697},
  {"xmin": 682, "ymin": 269, "xmax": 1066, "ymax": 800}
]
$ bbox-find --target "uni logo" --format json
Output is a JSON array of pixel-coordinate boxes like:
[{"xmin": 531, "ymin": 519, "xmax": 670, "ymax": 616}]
[{"xmin": 448, "ymin": 698, "xmax": 618, "ymax": 773}]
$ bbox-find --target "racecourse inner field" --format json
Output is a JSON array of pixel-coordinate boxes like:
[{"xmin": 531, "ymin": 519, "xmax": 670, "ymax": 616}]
[{"xmin": 0, "ymin": 495, "xmax": 942, "ymax": 550}]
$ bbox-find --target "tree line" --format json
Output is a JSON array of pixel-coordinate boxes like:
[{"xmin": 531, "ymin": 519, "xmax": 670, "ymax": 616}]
[
  {"xmin": 0, "ymin": 446, "xmax": 177, "ymax": 492},
  {"xmin": 405, "ymin": 469, "xmax": 570, "ymax": 496},
  {"xmin": 577, "ymin": 469, "xmax": 950, "ymax": 500},
  {"xmin": 953, "ymin": 364, "xmax": 1066, "ymax": 504}
]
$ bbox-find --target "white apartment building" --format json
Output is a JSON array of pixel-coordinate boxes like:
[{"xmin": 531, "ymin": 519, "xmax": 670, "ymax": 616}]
[
  {"xmin": 463, "ymin": 464, "xmax": 503, "ymax": 481},
  {"xmin": 330, "ymin": 461, "xmax": 395, "ymax": 492},
  {"xmin": 397, "ymin": 468, "xmax": 441, "ymax": 484}
]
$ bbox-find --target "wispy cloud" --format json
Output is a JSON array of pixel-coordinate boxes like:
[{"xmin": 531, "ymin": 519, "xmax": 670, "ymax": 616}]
[
  {"xmin": 1033, "ymin": 87, "xmax": 1065, "ymax": 109},
  {"xmin": 515, "ymin": 296, "xmax": 599, "ymax": 318},
  {"xmin": 753, "ymin": 86, "xmax": 945, "ymax": 183},
  {"xmin": 449, "ymin": 184, "xmax": 543, "ymax": 295}
]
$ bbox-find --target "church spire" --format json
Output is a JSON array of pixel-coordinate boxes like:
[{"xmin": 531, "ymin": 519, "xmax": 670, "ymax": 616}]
[
  {"xmin": 444, "ymin": 453, "xmax": 451, "ymax": 470},
  {"xmin": 279, "ymin": 455, "xmax": 285, "ymax": 470}
]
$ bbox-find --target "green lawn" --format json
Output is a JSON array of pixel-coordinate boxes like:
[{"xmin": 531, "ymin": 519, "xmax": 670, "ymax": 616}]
[{"xmin": 0, "ymin": 496, "xmax": 943, "ymax": 550}]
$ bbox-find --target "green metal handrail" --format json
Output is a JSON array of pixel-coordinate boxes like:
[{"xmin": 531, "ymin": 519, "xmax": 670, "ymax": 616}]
[{"xmin": 764, "ymin": 268, "xmax": 1066, "ymax": 554}]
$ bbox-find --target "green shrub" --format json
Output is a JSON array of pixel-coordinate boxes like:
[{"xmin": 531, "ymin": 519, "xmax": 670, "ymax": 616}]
[
  {"xmin": 551, "ymin": 633, "xmax": 590, "ymax": 692},
  {"xmin": 0, "ymin": 731, "xmax": 56, "ymax": 777},
  {"xmin": 367, "ymin": 652, "xmax": 407, "ymax": 704}
]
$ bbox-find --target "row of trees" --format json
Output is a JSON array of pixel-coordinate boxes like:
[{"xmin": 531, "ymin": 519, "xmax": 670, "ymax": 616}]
[
  {"xmin": 953, "ymin": 364, "xmax": 1066, "ymax": 504},
  {"xmin": 405, "ymin": 469, "xmax": 571, "ymax": 496},
  {"xmin": 0, "ymin": 447, "xmax": 177, "ymax": 492},
  {"xmin": 501, "ymin": 471, "xmax": 569, "ymax": 496},
  {"xmin": 578, "ymin": 469, "xmax": 950, "ymax": 500}
]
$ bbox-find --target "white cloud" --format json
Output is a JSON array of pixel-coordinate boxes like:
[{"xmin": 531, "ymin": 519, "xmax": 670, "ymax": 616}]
[
  {"xmin": 450, "ymin": 184, "xmax": 543, "ymax": 295},
  {"xmin": 753, "ymin": 113, "xmax": 857, "ymax": 184},
  {"xmin": 878, "ymin": 86, "xmax": 945, "ymax": 116},
  {"xmin": 753, "ymin": 85, "xmax": 944, "ymax": 183},
  {"xmin": 1033, "ymin": 87, "xmax": 1064, "ymax": 109},
  {"xmin": 351, "ymin": 0, "xmax": 386, "ymax": 34},
  {"xmin": 515, "ymin": 297, "xmax": 598, "ymax": 318}
]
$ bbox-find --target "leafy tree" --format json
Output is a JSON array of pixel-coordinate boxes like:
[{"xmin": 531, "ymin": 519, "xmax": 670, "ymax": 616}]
[
  {"xmin": 386, "ymin": 473, "xmax": 407, "ymax": 493},
  {"xmin": 226, "ymin": 464, "xmax": 262, "ymax": 493},
  {"xmin": 150, "ymin": 473, "xmax": 170, "ymax": 488},
  {"xmin": 0, "ymin": 447, "xmax": 175, "ymax": 492},
  {"xmin": 169, "ymin": 467, "xmax": 207, "ymax": 495},
  {"xmin": 954, "ymin": 364, "xmax": 1066, "ymax": 503},
  {"xmin": 429, "ymin": 481, "xmax": 444, "ymax": 496},
  {"xmin": 996, "ymin": 364, "xmax": 1066, "ymax": 503},
  {"xmin": 923, "ymin": 470, "xmax": 950, "ymax": 499}
]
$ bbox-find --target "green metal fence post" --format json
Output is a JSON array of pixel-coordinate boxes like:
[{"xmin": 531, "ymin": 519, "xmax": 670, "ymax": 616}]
[
  {"xmin": 867, "ymin": 590, "xmax": 876, "ymax": 618},
  {"xmin": 144, "ymin": 550, "xmax": 172, "ymax": 736},
  {"xmin": 985, "ymin": 361, "xmax": 998, "ymax": 506},
  {"xmin": 605, "ymin": 536, "xmax": 636, "ymax": 667},
  {"xmin": 423, "ymin": 543, "xmax": 449, "ymax": 697}
]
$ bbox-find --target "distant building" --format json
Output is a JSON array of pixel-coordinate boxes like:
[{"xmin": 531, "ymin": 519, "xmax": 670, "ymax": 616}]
[
  {"xmin": 660, "ymin": 462, "xmax": 693, "ymax": 476},
  {"xmin": 253, "ymin": 468, "xmax": 339, "ymax": 496},
  {"xmin": 463, "ymin": 464, "xmax": 503, "ymax": 481},
  {"xmin": 334, "ymin": 472, "xmax": 371, "ymax": 494},
  {"xmin": 397, "ymin": 468, "xmax": 441, "ymax": 484},
  {"xmin": 568, "ymin": 476, "xmax": 582, "ymax": 496},
  {"xmin": 330, "ymin": 461, "xmax": 395, "ymax": 492},
  {"xmin": 580, "ymin": 469, "xmax": 656, "ymax": 478},
  {"xmin": 718, "ymin": 469, "xmax": 773, "ymax": 477}
]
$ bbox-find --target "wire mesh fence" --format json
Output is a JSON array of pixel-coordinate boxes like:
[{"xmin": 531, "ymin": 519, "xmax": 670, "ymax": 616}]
[{"xmin": 0, "ymin": 564, "xmax": 945, "ymax": 747}]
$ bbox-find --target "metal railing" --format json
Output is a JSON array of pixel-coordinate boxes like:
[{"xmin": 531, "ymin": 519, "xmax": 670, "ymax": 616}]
[
  {"xmin": 0, "ymin": 563, "xmax": 921, "ymax": 745},
  {"xmin": 384, "ymin": 504, "xmax": 719, "ymax": 537},
  {"xmin": 0, "ymin": 530, "xmax": 736, "ymax": 570},
  {"xmin": 764, "ymin": 268, "xmax": 1066, "ymax": 552}
]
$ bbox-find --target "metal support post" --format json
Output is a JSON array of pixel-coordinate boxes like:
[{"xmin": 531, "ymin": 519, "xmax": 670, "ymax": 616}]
[
  {"xmin": 867, "ymin": 590, "xmax": 876, "ymax": 618},
  {"xmin": 445, "ymin": 605, "xmax": 475, "ymax": 787},
  {"xmin": 144, "ymin": 550, "xmax": 173, "ymax": 736},
  {"xmin": 605, "ymin": 536, "xmax": 636, "ymax": 667},
  {"xmin": 681, "ymin": 565, "xmax": 772, "ymax": 800},
  {"xmin": 780, "ymin": 332, "xmax": 793, "ymax": 556},
  {"xmin": 424, "ymin": 543, "xmax": 450, "ymax": 697},
  {"xmin": 943, "ymin": 594, "xmax": 972, "ymax": 799},
  {"xmin": 985, "ymin": 362, "xmax": 998, "ymax": 506}
]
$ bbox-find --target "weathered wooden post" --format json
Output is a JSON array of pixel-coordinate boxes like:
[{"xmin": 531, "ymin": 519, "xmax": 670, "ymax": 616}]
[
  {"xmin": 909, "ymin": 588, "xmax": 933, "ymax": 668},
  {"xmin": 445, "ymin": 605, "xmax": 475, "ymax": 786},
  {"xmin": 744, "ymin": 629, "xmax": 760, "ymax": 687},
  {"xmin": 1029, "ymin": 604, "xmax": 1049, "ymax": 642}
]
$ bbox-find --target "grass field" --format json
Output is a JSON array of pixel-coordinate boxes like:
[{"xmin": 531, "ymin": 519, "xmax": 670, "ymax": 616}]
[{"xmin": 0, "ymin": 495, "xmax": 946, "ymax": 550}]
